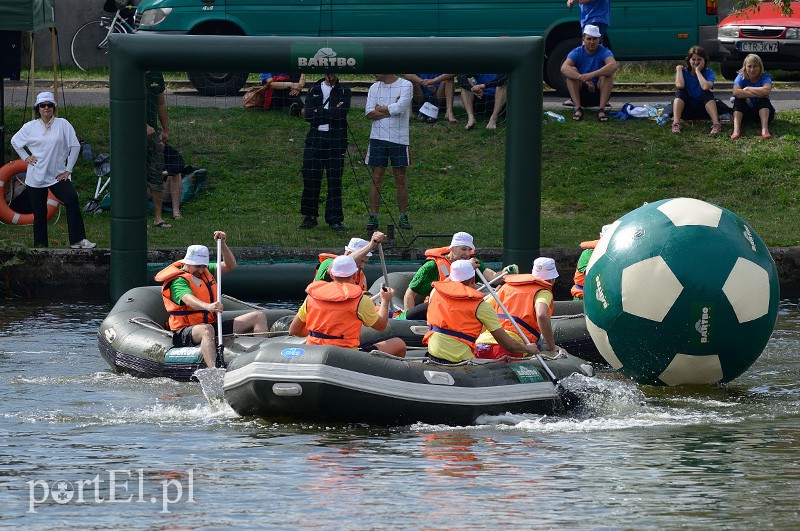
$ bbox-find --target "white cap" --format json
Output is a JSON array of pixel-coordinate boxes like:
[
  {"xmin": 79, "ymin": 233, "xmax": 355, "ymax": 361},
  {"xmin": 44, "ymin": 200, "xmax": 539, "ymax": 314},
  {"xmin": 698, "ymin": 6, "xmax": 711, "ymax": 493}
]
[
  {"xmin": 34, "ymin": 91, "xmax": 56, "ymax": 108},
  {"xmin": 583, "ymin": 24, "xmax": 602, "ymax": 38},
  {"xmin": 600, "ymin": 224, "xmax": 613, "ymax": 237},
  {"xmin": 449, "ymin": 231, "xmax": 475, "ymax": 251},
  {"xmin": 419, "ymin": 102, "xmax": 439, "ymax": 119},
  {"xmin": 344, "ymin": 237, "xmax": 372, "ymax": 257},
  {"xmin": 532, "ymin": 257, "xmax": 559, "ymax": 280},
  {"xmin": 182, "ymin": 245, "xmax": 210, "ymax": 266},
  {"xmin": 449, "ymin": 260, "xmax": 476, "ymax": 282},
  {"xmin": 330, "ymin": 255, "xmax": 359, "ymax": 278}
]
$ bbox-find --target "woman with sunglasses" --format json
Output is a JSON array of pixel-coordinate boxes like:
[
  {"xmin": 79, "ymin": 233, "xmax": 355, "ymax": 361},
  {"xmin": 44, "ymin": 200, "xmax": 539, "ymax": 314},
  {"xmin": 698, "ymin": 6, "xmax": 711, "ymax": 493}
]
[{"xmin": 10, "ymin": 91, "xmax": 95, "ymax": 248}]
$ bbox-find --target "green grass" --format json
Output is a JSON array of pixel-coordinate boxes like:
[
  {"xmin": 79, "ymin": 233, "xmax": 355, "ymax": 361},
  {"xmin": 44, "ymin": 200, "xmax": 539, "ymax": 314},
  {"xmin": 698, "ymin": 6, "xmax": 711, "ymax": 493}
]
[{"xmin": 3, "ymin": 104, "xmax": 799, "ymax": 251}]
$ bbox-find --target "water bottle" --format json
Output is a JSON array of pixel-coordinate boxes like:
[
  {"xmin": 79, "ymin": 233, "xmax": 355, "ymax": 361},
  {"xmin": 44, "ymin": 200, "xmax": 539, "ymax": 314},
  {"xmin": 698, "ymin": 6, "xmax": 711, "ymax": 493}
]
[{"xmin": 544, "ymin": 111, "xmax": 565, "ymax": 123}]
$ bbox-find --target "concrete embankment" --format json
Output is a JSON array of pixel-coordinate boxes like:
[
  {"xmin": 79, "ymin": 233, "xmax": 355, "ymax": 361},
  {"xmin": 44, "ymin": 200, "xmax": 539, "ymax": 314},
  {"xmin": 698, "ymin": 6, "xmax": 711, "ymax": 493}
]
[{"xmin": 5, "ymin": 246, "xmax": 799, "ymax": 302}]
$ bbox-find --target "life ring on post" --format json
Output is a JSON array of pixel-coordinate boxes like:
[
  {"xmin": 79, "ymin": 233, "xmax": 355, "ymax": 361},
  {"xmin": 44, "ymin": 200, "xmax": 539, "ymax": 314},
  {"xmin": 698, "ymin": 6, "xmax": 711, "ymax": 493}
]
[{"xmin": 0, "ymin": 159, "xmax": 60, "ymax": 225}]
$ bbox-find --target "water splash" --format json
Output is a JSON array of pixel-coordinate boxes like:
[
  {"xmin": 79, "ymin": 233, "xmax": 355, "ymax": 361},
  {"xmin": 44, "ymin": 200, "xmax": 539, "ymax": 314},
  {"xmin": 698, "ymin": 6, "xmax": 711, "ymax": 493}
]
[{"xmin": 194, "ymin": 368, "xmax": 226, "ymax": 403}]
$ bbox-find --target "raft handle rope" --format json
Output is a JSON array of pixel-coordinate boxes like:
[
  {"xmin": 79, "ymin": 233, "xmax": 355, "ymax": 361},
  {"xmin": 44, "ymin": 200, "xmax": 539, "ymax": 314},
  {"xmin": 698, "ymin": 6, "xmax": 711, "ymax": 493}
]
[{"xmin": 129, "ymin": 317, "xmax": 174, "ymax": 337}]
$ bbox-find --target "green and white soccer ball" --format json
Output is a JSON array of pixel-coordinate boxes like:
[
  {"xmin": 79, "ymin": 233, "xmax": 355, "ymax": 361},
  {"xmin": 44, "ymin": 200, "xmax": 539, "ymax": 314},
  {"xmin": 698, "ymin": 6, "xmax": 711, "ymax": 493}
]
[{"xmin": 584, "ymin": 198, "xmax": 779, "ymax": 386}]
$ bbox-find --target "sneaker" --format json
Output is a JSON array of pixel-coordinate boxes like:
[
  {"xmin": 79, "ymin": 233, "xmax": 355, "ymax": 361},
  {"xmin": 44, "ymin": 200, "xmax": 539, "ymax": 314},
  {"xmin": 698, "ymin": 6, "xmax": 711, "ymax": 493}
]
[
  {"xmin": 366, "ymin": 215, "xmax": 379, "ymax": 231},
  {"xmin": 398, "ymin": 214, "xmax": 412, "ymax": 230},
  {"xmin": 329, "ymin": 222, "xmax": 346, "ymax": 232},
  {"xmin": 71, "ymin": 238, "xmax": 96, "ymax": 249},
  {"xmin": 299, "ymin": 216, "xmax": 317, "ymax": 229}
]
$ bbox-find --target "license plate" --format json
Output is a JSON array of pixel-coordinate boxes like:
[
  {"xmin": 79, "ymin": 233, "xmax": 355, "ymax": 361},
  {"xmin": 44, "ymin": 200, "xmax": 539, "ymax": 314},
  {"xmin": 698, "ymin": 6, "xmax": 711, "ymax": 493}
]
[{"xmin": 739, "ymin": 41, "xmax": 778, "ymax": 53}]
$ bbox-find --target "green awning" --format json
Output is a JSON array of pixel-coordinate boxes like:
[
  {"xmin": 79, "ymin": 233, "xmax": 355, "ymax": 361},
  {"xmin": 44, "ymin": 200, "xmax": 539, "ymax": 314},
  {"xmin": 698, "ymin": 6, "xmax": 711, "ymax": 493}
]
[{"xmin": 0, "ymin": 0, "xmax": 55, "ymax": 32}]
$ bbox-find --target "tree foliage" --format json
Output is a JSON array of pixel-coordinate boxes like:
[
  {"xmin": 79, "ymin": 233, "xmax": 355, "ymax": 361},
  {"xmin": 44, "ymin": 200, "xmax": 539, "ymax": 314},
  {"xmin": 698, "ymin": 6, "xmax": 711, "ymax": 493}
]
[{"xmin": 735, "ymin": 0, "xmax": 795, "ymax": 15}]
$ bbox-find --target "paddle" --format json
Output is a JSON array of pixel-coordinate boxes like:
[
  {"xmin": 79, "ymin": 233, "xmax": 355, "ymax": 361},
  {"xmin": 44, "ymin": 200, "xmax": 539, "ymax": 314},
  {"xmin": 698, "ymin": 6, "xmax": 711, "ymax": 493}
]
[
  {"xmin": 475, "ymin": 268, "xmax": 558, "ymax": 384},
  {"xmin": 215, "ymin": 237, "xmax": 225, "ymax": 368},
  {"xmin": 377, "ymin": 242, "xmax": 390, "ymax": 290}
]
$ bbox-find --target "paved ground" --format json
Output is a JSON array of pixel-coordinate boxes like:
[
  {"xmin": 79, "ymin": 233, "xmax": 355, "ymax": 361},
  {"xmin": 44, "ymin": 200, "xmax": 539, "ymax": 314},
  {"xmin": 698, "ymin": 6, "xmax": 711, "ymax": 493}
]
[{"xmin": 4, "ymin": 79, "xmax": 800, "ymax": 112}]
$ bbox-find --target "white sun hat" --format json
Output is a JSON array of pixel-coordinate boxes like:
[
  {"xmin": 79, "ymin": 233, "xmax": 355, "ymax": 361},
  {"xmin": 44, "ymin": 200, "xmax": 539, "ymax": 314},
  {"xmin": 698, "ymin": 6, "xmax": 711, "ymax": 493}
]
[
  {"xmin": 345, "ymin": 237, "xmax": 372, "ymax": 257},
  {"xmin": 449, "ymin": 231, "xmax": 475, "ymax": 251},
  {"xmin": 449, "ymin": 260, "xmax": 476, "ymax": 282},
  {"xmin": 532, "ymin": 257, "xmax": 559, "ymax": 280},
  {"xmin": 419, "ymin": 102, "xmax": 439, "ymax": 119},
  {"xmin": 182, "ymin": 245, "xmax": 210, "ymax": 266},
  {"xmin": 330, "ymin": 255, "xmax": 359, "ymax": 277},
  {"xmin": 34, "ymin": 91, "xmax": 57, "ymax": 108}
]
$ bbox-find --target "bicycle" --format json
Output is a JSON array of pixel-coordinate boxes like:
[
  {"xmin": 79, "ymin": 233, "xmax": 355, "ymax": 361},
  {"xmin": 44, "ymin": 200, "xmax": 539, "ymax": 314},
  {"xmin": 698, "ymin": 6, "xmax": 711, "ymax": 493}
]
[{"xmin": 70, "ymin": 1, "xmax": 137, "ymax": 72}]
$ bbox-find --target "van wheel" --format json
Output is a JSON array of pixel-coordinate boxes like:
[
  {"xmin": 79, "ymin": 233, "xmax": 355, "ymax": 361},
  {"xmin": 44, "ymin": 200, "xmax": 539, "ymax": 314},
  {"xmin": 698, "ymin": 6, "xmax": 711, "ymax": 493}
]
[
  {"xmin": 188, "ymin": 72, "xmax": 248, "ymax": 97},
  {"xmin": 720, "ymin": 63, "xmax": 739, "ymax": 81},
  {"xmin": 546, "ymin": 37, "xmax": 582, "ymax": 97}
]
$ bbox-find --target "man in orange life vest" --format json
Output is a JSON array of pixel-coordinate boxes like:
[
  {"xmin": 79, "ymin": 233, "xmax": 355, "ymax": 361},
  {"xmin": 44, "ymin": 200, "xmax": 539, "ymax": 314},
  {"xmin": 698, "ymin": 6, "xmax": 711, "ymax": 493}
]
[
  {"xmin": 289, "ymin": 255, "xmax": 407, "ymax": 357},
  {"xmin": 475, "ymin": 257, "xmax": 562, "ymax": 359},
  {"xmin": 403, "ymin": 231, "xmax": 515, "ymax": 318},
  {"xmin": 424, "ymin": 260, "xmax": 539, "ymax": 364},
  {"xmin": 315, "ymin": 231, "xmax": 386, "ymax": 291},
  {"xmin": 572, "ymin": 224, "xmax": 612, "ymax": 300},
  {"xmin": 155, "ymin": 232, "xmax": 269, "ymax": 368}
]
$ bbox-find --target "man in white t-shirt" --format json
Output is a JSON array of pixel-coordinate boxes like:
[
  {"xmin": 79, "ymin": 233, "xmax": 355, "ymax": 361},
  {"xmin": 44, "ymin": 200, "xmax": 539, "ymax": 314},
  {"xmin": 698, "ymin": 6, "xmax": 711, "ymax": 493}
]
[{"xmin": 364, "ymin": 74, "xmax": 413, "ymax": 231}]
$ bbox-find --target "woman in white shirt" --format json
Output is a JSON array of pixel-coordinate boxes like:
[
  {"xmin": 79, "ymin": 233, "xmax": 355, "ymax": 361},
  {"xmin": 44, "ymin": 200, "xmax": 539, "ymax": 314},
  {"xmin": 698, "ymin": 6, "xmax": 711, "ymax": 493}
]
[{"xmin": 10, "ymin": 92, "xmax": 95, "ymax": 249}]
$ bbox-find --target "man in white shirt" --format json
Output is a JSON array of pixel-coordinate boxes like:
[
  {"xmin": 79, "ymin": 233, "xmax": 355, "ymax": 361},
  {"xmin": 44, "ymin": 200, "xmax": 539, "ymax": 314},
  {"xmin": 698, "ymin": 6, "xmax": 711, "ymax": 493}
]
[{"xmin": 364, "ymin": 74, "xmax": 413, "ymax": 231}]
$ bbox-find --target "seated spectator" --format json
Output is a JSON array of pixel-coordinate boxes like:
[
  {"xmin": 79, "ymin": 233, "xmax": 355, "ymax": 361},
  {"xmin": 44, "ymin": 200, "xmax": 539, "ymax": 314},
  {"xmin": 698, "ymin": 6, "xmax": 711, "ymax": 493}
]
[
  {"xmin": 402, "ymin": 73, "xmax": 458, "ymax": 124},
  {"xmin": 260, "ymin": 72, "xmax": 306, "ymax": 115},
  {"xmin": 730, "ymin": 54, "xmax": 775, "ymax": 140},
  {"xmin": 560, "ymin": 24, "xmax": 617, "ymax": 122},
  {"xmin": 456, "ymin": 74, "xmax": 508, "ymax": 130},
  {"xmin": 672, "ymin": 45, "xmax": 721, "ymax": 136}
]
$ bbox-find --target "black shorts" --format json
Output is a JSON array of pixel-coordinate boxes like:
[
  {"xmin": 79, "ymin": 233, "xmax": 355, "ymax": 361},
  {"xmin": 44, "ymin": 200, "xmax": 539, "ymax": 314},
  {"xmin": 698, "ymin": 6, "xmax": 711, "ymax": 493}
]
[
  {"xmin": 172, "ymin": 319, "xmax": 234, "ymax": 347},
  {"xmin": 365, "ymin": 139, "xmax": 410, "ymax": 168}
]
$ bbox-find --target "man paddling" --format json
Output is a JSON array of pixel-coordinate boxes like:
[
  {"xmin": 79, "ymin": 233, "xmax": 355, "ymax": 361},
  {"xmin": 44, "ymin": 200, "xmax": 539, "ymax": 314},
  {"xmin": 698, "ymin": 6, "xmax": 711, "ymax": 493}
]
[
  {"xmin": 155, "ymin": 231, "xmax": 269, "ymax": 368},
  {"xmin": 290, "ymin": 255, "xmax": 406, "ymax": 358},
  {"xmin": 423, "ymin": 260, "xmax": 539, "ymax": 364},
  {"xmin": 403, "ymin": 231, "xmax": 515, "ymax": 319},
  {"xmin": 475, "ymin": 257, "xmax": 562, "ymax": 359},
  {"xmin": 315, "ymin": 231, "xmax": 387, "ymax": 291}
]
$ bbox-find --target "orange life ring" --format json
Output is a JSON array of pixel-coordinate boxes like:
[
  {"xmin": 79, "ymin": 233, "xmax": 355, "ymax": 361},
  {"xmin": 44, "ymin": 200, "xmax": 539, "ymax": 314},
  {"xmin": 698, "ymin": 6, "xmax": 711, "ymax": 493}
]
[{"xmin": 0, "ymin": 159, "xmax": 60, "ymax": 225}]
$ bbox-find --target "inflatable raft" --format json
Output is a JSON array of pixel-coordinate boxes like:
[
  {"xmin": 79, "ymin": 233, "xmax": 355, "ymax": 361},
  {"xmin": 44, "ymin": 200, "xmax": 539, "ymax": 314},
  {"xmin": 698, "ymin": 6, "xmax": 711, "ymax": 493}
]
[{"xmin": 223, "ymin": 343, "xmax": 594, "ymax": 425}]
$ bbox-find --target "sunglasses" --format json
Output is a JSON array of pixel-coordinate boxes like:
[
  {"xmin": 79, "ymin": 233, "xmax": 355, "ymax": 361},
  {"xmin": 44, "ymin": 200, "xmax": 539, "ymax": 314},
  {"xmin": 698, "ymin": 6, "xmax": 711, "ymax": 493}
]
[{"xmin": 38, "ymin": 103, "xmax": 55, "ymax": 109}]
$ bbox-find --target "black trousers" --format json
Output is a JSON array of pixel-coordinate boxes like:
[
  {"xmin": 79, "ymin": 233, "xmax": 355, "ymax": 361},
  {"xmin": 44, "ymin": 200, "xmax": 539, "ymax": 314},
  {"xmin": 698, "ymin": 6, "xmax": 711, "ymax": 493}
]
[
  {"xmin": 28, "ymin": 180, "xmax": 87, "ymax": 247},
  {"xmin": 300, "ymin": 132, "xmax": 346, "ymax": 225}
]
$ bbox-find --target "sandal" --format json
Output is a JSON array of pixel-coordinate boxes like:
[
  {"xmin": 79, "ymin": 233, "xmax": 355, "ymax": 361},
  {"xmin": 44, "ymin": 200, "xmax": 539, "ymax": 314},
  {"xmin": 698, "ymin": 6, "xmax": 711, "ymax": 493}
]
[
  {"xmin": 672, "ymin": 122, "xmax": 681, "ymax": 134},
  {"xmin": 572, "ymin": 108, "xmax": 584, "ymax": 121},
  {"xmin": 153, "ymin": 221, "xmax": 172, "ymax": 228},
  {"xmin": 710, "ymin": 123, "xmax": 721, "ymax": 136},
  {"xmin": 597, "ymin": 109, "xmax": 608, "ymax": 122},
  {"xmin": 173, "ymin": 213, "xmax": 183, "ymax": 220}
]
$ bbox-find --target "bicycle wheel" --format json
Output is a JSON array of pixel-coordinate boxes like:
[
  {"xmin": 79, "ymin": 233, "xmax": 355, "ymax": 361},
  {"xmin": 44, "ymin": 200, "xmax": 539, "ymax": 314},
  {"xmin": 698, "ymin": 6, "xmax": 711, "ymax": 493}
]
[{"xmin": 70, "ymin": 19, "xmax": 119, "ymax": 71}]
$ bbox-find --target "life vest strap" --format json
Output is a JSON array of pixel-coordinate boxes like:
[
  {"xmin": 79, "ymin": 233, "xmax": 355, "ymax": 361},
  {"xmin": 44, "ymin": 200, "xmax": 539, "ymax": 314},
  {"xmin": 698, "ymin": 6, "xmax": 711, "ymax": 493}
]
[
  {"xmin": 309, "ymin": 330, "xmax": 345, "ymax": 340},
  {"xmin": 497, "ymin": 313, "xmax": 541, "ymax": 339},
  {"xmin": 429, "ymin": 325, "xmax": 477, "ymax": 343}
]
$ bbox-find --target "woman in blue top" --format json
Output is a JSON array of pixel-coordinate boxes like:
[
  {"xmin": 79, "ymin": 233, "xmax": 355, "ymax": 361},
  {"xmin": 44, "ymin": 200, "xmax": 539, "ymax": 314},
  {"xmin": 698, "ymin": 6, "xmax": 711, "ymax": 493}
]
[
  {"xmin": 671, "ymin": 46, "xmax": 721, "ymax": 136},
  {"xmin": 730, "ymin": 54, "xmax": 775, "ymax": 140}
]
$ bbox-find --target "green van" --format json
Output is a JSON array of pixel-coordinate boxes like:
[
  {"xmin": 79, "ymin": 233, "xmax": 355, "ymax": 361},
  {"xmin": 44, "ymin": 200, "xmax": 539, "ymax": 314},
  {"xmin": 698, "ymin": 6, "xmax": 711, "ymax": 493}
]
[{"xmin": 135, "ymin": 0, "xmax": 720, "ymax": 96}]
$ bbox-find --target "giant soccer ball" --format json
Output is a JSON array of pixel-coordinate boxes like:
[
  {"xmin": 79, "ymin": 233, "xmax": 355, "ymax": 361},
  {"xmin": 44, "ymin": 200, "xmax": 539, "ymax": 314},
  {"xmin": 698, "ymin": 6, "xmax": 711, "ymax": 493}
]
[{"xmin": 584, "ymin": 198, "xmax": 779, "ymax": 386}]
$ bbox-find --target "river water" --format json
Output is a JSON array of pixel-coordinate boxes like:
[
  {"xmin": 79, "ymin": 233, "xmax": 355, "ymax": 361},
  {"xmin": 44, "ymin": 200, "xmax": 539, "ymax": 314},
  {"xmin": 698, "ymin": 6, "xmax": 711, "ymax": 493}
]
[{"xmin": 1, "ymin": 297, "xmax": 798, "ymax": 529}]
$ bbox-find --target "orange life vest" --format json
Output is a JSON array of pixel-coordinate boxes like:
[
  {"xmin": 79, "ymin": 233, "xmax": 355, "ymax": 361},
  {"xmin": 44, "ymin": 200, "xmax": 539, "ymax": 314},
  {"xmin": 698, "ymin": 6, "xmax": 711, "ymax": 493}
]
[
  {"xmin": 154, "ymin": 261, "xmax": 217, "ymax": 330},
  {"xmin": 317, "ymin": 253, "xmax": 367, "ymax": 291},
  {"xmin": 423, "ymin": 246, "xmax": 454, "ymax": 281},
  {"xmin": 423, "ymin": 280, "xmax": 485, "ymax": 348},
  {"xmin": 571, "ymin": 240, "xmax": 598, "ymax": 299},
  {"xmin": 489, "ymin": 274, "xmax": 554, "ymax": 343},
  {"xmin": 304, "ymin": 280, "xmax": 365, "ymax": 348}
]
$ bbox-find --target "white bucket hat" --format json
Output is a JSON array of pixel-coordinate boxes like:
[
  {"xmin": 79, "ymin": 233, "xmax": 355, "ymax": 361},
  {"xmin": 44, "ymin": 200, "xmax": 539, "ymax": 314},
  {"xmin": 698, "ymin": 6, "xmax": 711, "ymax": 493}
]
[
  {"xmin": 583, "ymin": 24, "xmax": 602, "ymax": 38},
  {"xmin": 419, "ymin": 102, "xmax": 439, "ymax": 119},
  {"xmin": 532, "ymin": 257, "xmax": 559, "ymax": 280},
  {"xmin": 182, "ymin": 245, "xmax": 210, "ymax": 266},
  {"xmin": 345, "ymin": 237, "xmax": 372, "ymax": 257},
  {"xmin": 449, "ymin": 260, "xmax": 476, "ymax": 282},
  {"xmin": 330, "ymin": 255, "xmax": 359, "ymax": 278},
  {"xmin": 449, "ymin": 231, "xmax": 475, "ymax": 251},
  {"xmin": 34, "ymin": 91, "xmax": 56, "ymax": 109}
]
